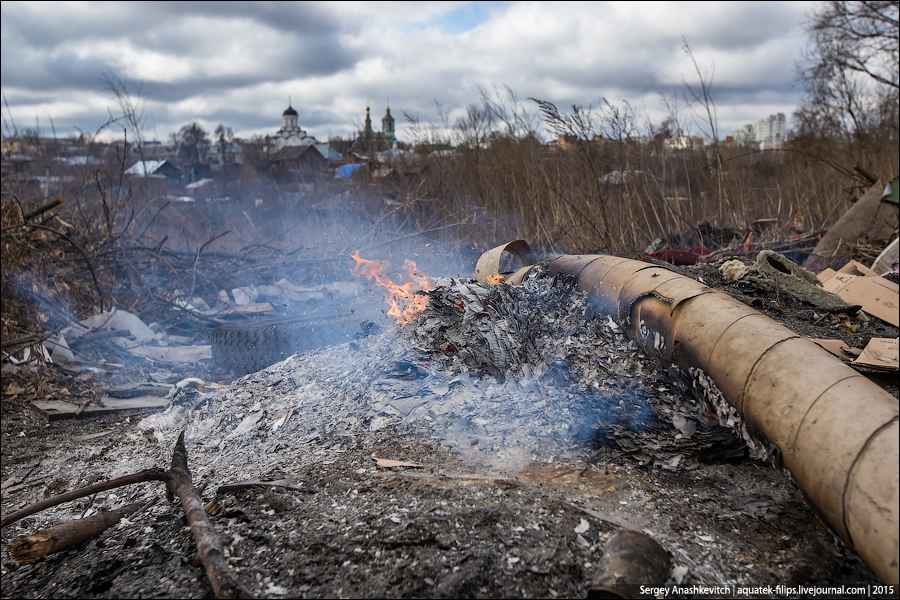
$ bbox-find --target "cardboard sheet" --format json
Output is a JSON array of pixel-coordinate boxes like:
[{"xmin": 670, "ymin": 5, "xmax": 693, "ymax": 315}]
[
  {"xmin": 818, "ymin": 261, "xmax": 899, "ymax": 326},
  {"xmin": 853, "ymin": 338, "xmax": 899, "ymax": 371},
  {"xmin": 811, "ymin": 338, "xmax": 855, "ymax": 359}
]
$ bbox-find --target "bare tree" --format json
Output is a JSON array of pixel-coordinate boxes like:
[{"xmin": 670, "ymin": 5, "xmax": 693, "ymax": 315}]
[
  {"xmin": 455, "ymin": 104, "xmax": 493, "ymax": 152},
  {"xmin": 173, "ymin": 122, "xmax": 211, "ymax": 180},
  {"xmin": 797, "ymin": 1, "xmax": 899, "ymax": 140},
  {"xmin": 214, "ymin": 123, "xmax": 235, "ymax": 164},
  {"xmin": 809, "ymin": 1, "xmax": 899, "ymax": 90},
  {"xmin": 402, "ymin": 101, "xmax": 453, "ymax": 154},
  {"xmin": 214, "ymin": 123, "xmax": 233, "ymax": 139}
]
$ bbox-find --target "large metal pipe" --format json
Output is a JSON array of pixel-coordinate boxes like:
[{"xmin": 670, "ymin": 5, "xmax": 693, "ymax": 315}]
[{"xmin": 506, "ymin": 254, "xmax": 898, "ymax": 585}]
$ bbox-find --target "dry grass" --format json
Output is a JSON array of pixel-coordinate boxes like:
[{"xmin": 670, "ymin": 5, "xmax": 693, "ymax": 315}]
[{"xmin": 376, "ymin": 94, "xmax": 898, "ymax": 258}]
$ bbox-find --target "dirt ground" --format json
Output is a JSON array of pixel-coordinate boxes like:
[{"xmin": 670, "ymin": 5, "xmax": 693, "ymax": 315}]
[{"xmin": 1, "ymin": 257, "xmax": 897, "ymax": 599}]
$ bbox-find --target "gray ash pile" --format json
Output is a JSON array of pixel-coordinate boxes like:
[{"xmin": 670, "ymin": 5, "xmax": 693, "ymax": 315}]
[
  {"xmin": 403, "ymin": 265, "xmax": 745, "ymax": 469},
  {"xmin": 138, "ymin": 265, "xmax": 747, "ymax": 478}
]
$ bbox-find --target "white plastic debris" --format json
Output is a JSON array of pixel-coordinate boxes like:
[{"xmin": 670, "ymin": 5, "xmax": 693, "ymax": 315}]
[
  {"xmin": 226, "ymin": 410, "xmax": 264, "ymax": 441},
  {"xmin": 44, "ymin": 333, "xmax": 74, "ymax": 363},
  {"xmin": 139, "ymin": 405, "xmax": 191, "ymax": 433},
  {"xmin": 231, "ymin": 286, "xmax": 258, "ymax": 306},
  {"xmin": 63, "ymin": 309, "xmax": 155, "ymax": 343}
]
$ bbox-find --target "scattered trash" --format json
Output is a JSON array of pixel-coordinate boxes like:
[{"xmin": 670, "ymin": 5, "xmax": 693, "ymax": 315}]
[
  {"xmin": 230, "ymin": 286, "xmax": 258, "ymax": 306},
  {"xmin": 175, "ymin": 378, "xmax": 208, "ymax": 393},
  {"xmin": 719, "ymin": 258, "xmax": 750, "ymax": 280},
  {"xmin": 872, "ymin": 237, "xmax": 899, "ymax": 275},
  {"xmin": 32, "ymin": 395, "xmax": 171, "ymax": 420},
  {"xmin": 63, "ymin": 309, "xmax": 155, "ymax": 344},
  {"xmin": 646, "ymin": 246, "xmax": 715, "ymax": 266},
  {"xmin": 811, "ymin": 338, "xmax": 856, "ymax": 360},
  {"xmin": 6, "ymin": 383, "xmax": 25, "ymax": 396},
  {"xmin": 408, "ymin": 267, "xmax": 746, "ymax": 469},
  {"xmin": 883, "ymin": 177, "xmax": 900, "ymax": 205},
  {"xmin": 271, "ymin": 407, "xmax": 294, "ymax": 432}
]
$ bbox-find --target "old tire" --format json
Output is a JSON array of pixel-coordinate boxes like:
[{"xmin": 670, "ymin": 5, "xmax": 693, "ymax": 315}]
[{"xmin": 211, "ymin": 314, "xmax": 358, "ymax": 374}]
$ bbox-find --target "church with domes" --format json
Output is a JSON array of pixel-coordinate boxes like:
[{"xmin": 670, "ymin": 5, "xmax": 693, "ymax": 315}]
[
  {"xmin": 267, "ymin": 99, "xmax": 318, "ymax": 153},
  {"xmin": 352, "ymin": 103, "xmax": 396, "ymax": 154},
  {"xmin": 264, "ymin": 100, "xmax": 341, "ymax": 181}
]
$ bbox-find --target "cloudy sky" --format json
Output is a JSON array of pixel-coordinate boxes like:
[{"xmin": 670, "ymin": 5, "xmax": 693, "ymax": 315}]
[{"xmin": 1, "ymin": 1, "xmax": 817, "ymax": 145}]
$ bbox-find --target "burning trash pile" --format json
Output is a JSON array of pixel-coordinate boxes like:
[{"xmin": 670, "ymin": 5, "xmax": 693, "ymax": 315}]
[{"xmin": 402, "ymin": 264, "xmax": 747, "ymax": 469}]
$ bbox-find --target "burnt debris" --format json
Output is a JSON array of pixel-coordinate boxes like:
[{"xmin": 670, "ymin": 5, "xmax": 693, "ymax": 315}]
[{"xmin": 406, "ymin": 265, "xmax": 745, "ymax": 469}]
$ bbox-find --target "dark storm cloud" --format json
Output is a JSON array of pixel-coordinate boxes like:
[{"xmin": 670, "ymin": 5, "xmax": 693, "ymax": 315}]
[
  {"xmin": 2, "ymin": 1, "xmax": 347, "ymax": 52},
  {"xmin": 0, "ymin": 52, "xmax": 112, "ymax": 95},
  {"xmin": 1, "ymin": 1, "xmax": 358, "ymax": 96},
  {"xmin": 158, "ymin": 1, "xmax": 349, "ymax": 35},
  {"xmin": 682, "ymin": 1, "xmax": 809, "ymax": 50}
]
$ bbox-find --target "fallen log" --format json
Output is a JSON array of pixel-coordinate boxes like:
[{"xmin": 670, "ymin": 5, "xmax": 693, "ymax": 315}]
[
  {"xmin": 8, "ymin": 499, "xmax": 155, "ymax": 564},
  {"xmin": 166, "ymin": 431, "xmax": 250, "ymax": 599}
]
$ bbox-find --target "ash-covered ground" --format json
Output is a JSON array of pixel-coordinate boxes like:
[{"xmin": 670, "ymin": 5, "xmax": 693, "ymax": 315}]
[{"xmin": 1, "ymin": 266, "xmax": 889, "ymax": 598}]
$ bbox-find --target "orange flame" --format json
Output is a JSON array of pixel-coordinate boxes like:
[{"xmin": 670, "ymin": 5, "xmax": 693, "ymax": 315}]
[
  {"xmin": 486, "ymin": 273, "xmax": 504, "ymax": 284},
  {"xmin": 350, "ymin": 250, "xmax": 434, "ymax": 323}
]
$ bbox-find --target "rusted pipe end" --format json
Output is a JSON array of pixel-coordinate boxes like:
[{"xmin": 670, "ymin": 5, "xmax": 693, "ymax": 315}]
[
  {"xmin": 474, "ymin": 240, "xmax": 536, "ymax": 284},
  {"xmin": 588, "ymin": 530, "xmax": 671, "ymax": 599}
]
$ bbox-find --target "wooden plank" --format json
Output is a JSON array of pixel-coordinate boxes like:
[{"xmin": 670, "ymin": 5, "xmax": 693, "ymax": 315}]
[{"xmin": 32, "ymin": 396, "xmax": 170, "ymax": 420}]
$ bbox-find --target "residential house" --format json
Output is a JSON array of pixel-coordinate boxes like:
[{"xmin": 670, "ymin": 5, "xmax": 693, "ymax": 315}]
[
  {"xmin": 268, "ymin": 144, "xmax": 341, "ymax": 181},
  {"xmin": 206, "ymin": 140, "xmax": 245, "ymax": 170},
  {"xmin": 124, "ymin": 159, "xmax": 183, "ymax": 181},
  {"xmin": 664, "ymin": 136, "xmax": 705, "ymax": 151}
]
